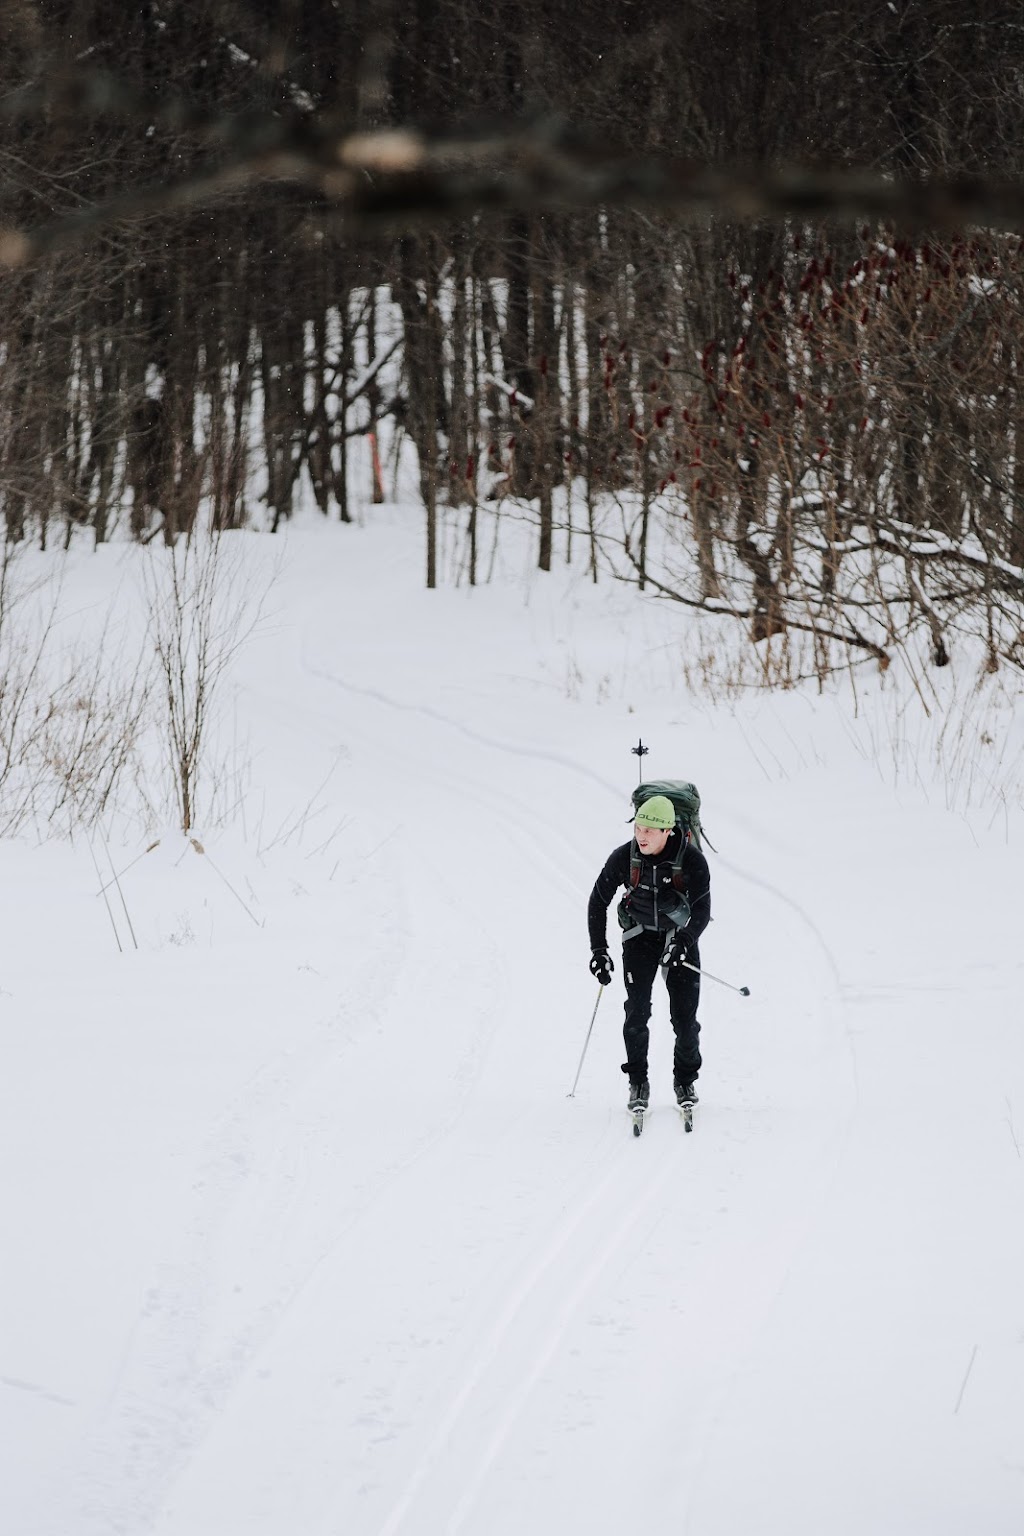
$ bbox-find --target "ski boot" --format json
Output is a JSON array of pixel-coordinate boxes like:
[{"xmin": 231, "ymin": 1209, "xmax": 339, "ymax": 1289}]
[
  {"xmin": 628, "ymin": 1077, "xmax": 650, "ymax": 1136},
  {"xmin": 674, "ymin": 1080, "xmax": 698, "ymax": 1133}
]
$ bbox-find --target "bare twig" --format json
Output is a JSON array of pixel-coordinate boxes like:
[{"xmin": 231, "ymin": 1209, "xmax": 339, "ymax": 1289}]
[
  {"xmin": 189, "ymin": 836, "xmax": 263, "ymax": 927},
  {"xmin": 7, "ymin": 102, "xmax": 1024, "ymax": 269},
  {"xmin": 953, "ymin": 1344, "xmax": 978, "ymax": 1415},
  {"xmin": 87, "ymin": 835, "xmax": 123, "ymax": 953},
  {"xmin": 100, "ymin": 830, "xmax": 138, "ymax": 950}
]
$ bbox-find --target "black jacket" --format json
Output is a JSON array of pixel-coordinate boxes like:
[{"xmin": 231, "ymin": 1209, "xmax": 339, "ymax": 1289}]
[{"xmin": 588, "ymin": 831, "xmax": 711, "ymax": 951}]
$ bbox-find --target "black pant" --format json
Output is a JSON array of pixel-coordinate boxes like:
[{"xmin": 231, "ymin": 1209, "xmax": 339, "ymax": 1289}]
[{"xmin": 622, "ymin": 929, "xmax": 701, "ymax": 1086}]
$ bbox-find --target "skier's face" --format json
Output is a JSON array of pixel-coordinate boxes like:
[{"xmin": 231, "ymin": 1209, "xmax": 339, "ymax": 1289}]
[{"xmin": 634, "ymin": 822, "xmax": 671, "ymax": 856}]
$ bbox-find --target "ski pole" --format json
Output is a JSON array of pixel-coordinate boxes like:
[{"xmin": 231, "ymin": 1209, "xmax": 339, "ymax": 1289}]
[
  {"xmin": 567, "ymin": 983, "xmax": 605, "ymax": 1097},
  {"xmin": 678, "ymin": 957, "xmax": 750, "ymax": 996}
]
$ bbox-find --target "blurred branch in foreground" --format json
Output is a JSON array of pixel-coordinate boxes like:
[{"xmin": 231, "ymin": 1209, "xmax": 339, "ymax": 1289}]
[{"xmin": 4, "ymin": 87, "xmax": 1024, "ymax": 269}]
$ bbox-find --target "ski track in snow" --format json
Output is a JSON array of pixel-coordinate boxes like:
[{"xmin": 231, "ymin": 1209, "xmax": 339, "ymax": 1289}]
[
  {"xmin": 63, "ymin": 816, "xmax": 515, "ymax": 1533},
  {"xmin": 34, "ymin": 577, "xmax": 869, "ymax": 1536},
  {"xmin": 296, "ymin": 644, "xmax": 860, "ymax": 1535}
]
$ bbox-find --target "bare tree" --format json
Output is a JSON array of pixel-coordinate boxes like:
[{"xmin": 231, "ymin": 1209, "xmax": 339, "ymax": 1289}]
[{"xmin": 145, "ymin": 530, "xmax": 270, "ymax": 832}]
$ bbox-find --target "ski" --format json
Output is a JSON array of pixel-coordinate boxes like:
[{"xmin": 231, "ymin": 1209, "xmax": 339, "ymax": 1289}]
[
  {"xmin": 676, "ymin": 1101, "xmax": 694, "ymax": 1133},
  {"xmin": 631, "ymin": 1107, "xmax": 645, "ymax": 1136}
]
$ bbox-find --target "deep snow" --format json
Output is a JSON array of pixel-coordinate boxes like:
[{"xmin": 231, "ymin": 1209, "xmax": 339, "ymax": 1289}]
[{"xmin": 2, "ymin": 507, "xmax": 1023, "ymax": 1536}]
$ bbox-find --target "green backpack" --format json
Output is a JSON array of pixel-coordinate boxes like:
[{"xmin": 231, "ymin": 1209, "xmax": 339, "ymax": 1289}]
[
  {"xmin": 629, "ymin": 779, "xmax": 704, "ymax": 894},
  {"xmin": 632, "ymin": 780, "xmax": 703, "ymax": 847}
]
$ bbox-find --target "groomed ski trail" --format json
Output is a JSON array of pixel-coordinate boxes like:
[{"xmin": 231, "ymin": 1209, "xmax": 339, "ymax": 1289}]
[{"xmin": 45, "ymin": 554, "xmax": 859, "ymax": 1536}]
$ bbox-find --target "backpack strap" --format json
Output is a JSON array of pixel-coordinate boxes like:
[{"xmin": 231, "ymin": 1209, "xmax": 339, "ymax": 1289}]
[
  {"xmin": 631, "ymin": 827, "xmax": 689, "ymax": 891},
  {"xmin": 671, "ymin": 826, "xmax": 691, "ymax": 892}
]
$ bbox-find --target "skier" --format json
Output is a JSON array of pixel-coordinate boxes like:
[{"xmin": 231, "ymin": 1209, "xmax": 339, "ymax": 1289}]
[{"xmin": 587, "ymin": 794, "xmax": 711, "ymax": 1114}]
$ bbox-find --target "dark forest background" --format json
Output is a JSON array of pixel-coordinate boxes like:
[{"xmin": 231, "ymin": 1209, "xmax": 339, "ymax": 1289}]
[{"xmin": 3, "ymin": 1, "xmax": 1024, "ymax": 676}]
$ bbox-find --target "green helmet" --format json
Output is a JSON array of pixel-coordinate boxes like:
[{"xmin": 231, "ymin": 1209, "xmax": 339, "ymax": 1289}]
[{"xmin": 634, "ymin": 794, "xmax": 676, "ymax": 831}]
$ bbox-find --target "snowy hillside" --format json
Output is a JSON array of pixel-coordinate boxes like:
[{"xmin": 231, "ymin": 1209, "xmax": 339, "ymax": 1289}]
[{"xmin": 2, "ymin": 508, "xmax": 1023, "ymax": 1536}]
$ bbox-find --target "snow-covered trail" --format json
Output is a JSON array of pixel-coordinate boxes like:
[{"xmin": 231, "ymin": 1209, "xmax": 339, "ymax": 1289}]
[
  {"xmin": 291, "ymin": 643, "xmax": 857, "ymax": 1536},
  {"xmin": 67, "ymin": 559, "xmax": 854, "ymax": 1536},
  {"xmin": 5, "ymin": 522, "xmax": 1023, "ymax": 1536}
]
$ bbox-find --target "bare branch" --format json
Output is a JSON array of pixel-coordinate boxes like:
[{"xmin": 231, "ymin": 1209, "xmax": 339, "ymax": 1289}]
[{"xmin": 7, "ymin": 103, "xmax": 1024, "ymax": 269}]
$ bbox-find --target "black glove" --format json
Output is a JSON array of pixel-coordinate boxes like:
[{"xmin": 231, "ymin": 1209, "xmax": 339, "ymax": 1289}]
[
  {"xmin": 662, "ymin": 931, "xmax": 694, "ymax": 969},
  {"xmin": 589, "ymin": 947, "xmax": 614, "ymax": 986}
]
